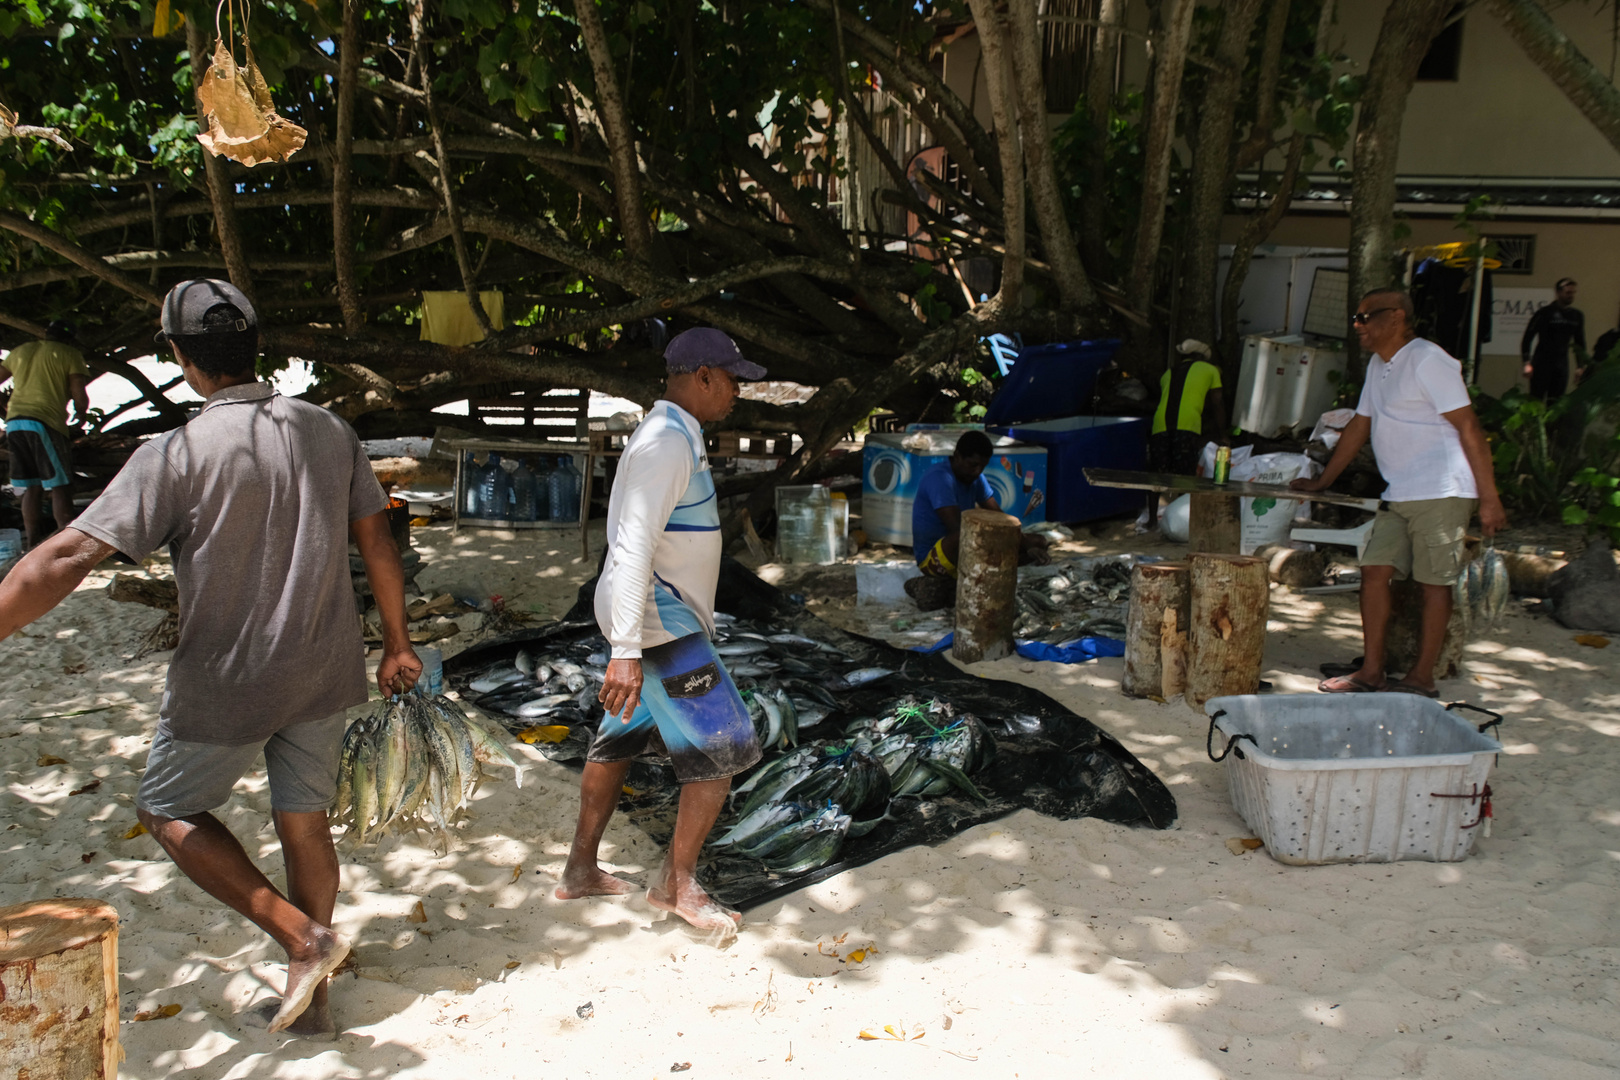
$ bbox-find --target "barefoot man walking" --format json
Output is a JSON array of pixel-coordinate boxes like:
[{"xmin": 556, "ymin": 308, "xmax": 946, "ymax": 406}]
[
  {"xmin": 0, "ymin": 280, "xmax": 420, "ymax": 1036},
  {"xmin": 556, "ymin": 328, "xmax": 765, "ymax": 933}
]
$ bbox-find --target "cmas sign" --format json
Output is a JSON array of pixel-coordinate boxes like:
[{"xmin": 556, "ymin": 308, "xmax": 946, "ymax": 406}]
[{"xmin": 1484, "ymin": 288, "xmax": 1554, "ymax": 355}]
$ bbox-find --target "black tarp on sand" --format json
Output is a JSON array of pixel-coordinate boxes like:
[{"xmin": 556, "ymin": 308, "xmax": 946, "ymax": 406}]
[{"xmin": 446, "ymin": 559, "xmax": 1177, "ymax": 911}]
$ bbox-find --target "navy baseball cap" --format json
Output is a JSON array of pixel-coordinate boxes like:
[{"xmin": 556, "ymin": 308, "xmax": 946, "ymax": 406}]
[
  {"xmin": 663, "ymin": 327, "xmax": 767, "ymax": 380},
  {"xmin": 155, "ymin": 279, "xmax": 257, "ymax": 345}
]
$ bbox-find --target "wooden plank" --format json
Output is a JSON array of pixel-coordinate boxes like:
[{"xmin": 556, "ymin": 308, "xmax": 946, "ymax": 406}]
[{"xmin": 1083, "ymin": 467, "xmax": 1385, "ymax": 512}]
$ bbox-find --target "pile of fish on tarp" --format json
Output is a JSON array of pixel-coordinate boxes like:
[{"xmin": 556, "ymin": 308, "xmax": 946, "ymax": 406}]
[
  {"xmin": 332, "ymin": 692, "xmax": 524, "ymax": 852},
  {"xmin": 1013, "ymin": 557, "xmax": 1134, "ymax": 644},
  {"xmin": 446, "ymin": 558, "xmax": 1176, "ymax": 911}
]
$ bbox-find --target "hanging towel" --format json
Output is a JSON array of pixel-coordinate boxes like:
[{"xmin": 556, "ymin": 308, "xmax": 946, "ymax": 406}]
[{"xmin": 420, "ymin": 290, "xmax": 505, "ymax": 346}]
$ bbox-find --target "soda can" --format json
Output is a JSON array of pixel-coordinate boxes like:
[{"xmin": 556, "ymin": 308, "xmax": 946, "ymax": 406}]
[{"xmin": 1213, "ymin": 445, "xmax": 1231, "ymax": 485}]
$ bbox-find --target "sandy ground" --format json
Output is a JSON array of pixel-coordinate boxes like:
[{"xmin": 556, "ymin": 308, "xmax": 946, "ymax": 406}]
[{"xmin": 2, "ymin": 520, "xmax": 1617, "ymax": 1079}]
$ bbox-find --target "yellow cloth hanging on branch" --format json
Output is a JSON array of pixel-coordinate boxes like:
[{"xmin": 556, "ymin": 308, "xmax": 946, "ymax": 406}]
[
  {"xmin": 420, "ymin": 291, "xmax": 506, "ymax": 347},
  {"xmin": 196, "ymin": 38, "xmax": 306, "ymax": 166}
]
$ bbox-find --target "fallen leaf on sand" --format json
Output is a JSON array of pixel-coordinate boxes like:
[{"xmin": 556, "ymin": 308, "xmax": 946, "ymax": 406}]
[
  {"xmin": 407, "ymin": 900, "xmax": 427, "ymax": 923},
  {"xmin": 504, "ymin": 961, "xmax": 520, "ymax": 969},
  {"xmin": 69, "ymin": 780, "xmax": 102, "ymax": 796},
  {"xmin": 1574, "ymin": 634, "xmax": 1609, "ymax": 648},
  {"xmin": 846, "ymin": 946, "xmax": 877, "ymax": 963},
  {"xmin": 510, "ymin": 865, "xmax": 522, "ymax": 883},
  {"xmin": 122, "ymin": 823, "xmax": 148, "ymax": 839},
  {"xmin": 1226, "ymin": 837, "xmax": 1264, "ymax": 855},
  {"xmin": 81, "ymin": 852, "xmax": 96, "ymax": 863},
  {"xmin": 63, "ymin": 663, "xmax": 88, "ymax": 675},
  {"xmin": 132, "ymin": 1004, "xmax": 182, "ymax": 1022},
  {"xmin": 517, "ymin": 725, "xmax": 570, "ymax": 744},
  {"xmin": 671, "ymin": 1065, "xmax": 692, "ymax": 1074},
  {"xmin": 37, "ymin": 755, "xmax": 68, "ymax": 767}
]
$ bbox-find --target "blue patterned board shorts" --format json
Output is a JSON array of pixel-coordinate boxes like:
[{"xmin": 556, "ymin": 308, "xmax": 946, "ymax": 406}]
[{"xmin": 587, "ymin": 632, "xmax": 761, "ymax": 783}]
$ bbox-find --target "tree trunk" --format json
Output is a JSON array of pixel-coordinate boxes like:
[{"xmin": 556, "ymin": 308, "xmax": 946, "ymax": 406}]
[
  {"xmin": 1180, "ymin": 0, "xmax": 1266, "ymax": 347},
  {"xmin": 1126, "ymin": 0, "xmax": 1197, "ymax": 316},
  {"xmin": 1189, "ymin": 492, "xmax": 1242, "ymax": 553},
  {"xmin": 1489, "ymin": 0, "xmax": 1620, "ymax": 155},
  {"xmin": 1347, "ymin": 0, "xmax": 1453, "ymax": 373},
  {"xmin": 953, "ymin": 508, "xmax": 1023, "ymax": 664},
  {"xmin": 965, "ymin": 0, "xmax": 1026, "ymax": 307},
  {"xmin": 0, "ymin": 898, "xmax": 122, "ymax": 1079},
  {"xmin": 1006, "ymin": 0, "xmax": 1096, "ymax": 310},
  {"xmin": 574, "ymin": 0, "xmax": 654, "ymax": 263},
  {"xmin": 1123, "ymin": 560, "xmax": 1191, "ymax": 697},
  {"xmin": 1080, "ymin": 0, "xmax": 1122, "ymax": 277},
  {"xmin": 186, "ymin": 20, "xmax": 256, "ymax": 308},
  {"xmin": 332, "ymin": 0, "xmax": 363, "ymax": 337},
  {"xmin": 1186, "ymin": 552, "xmax": 1270, "ymax": 707}
]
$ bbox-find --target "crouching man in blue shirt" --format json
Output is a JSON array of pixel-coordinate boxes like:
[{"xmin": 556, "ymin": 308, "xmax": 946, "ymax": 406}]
[{"xmin": 904, "ymin": 431, "xmax": 1047, "ymax": 610}]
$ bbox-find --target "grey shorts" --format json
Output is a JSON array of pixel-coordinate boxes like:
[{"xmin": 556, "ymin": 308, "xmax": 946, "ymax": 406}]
[{"xmin": 137, "ymin": 712, "xmax": 348, "ymax": 818}]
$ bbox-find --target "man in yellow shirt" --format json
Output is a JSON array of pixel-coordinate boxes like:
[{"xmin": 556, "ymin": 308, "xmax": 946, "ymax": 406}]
[
  {"xmin": 1146, "ymin": 338, "xmax": 1227, "ymax": 528},
  {"xmin": 1, "ymin": 322, "xmax": 91, "ymax": 547}
]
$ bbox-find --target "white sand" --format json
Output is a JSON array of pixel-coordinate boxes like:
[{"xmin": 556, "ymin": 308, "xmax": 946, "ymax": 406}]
[{"xmin": 2, "ymin": 523, "xmax": 1617, "ymax": 1078}]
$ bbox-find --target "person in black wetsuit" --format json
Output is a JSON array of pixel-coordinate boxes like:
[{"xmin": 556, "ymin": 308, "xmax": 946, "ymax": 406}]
[{"xmin": 1520, "ymin": 278, "xmax": 1585, "ymax": 401}]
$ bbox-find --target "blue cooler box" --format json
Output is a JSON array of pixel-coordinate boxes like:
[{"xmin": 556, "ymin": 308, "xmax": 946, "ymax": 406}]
[
  {"xmin": 985, "ymin": 415, "xmax": 1147, "ymax": 523},
  {"xmin": 862, "ymin": 431, "xmax": 1048, "ymax": 548}
]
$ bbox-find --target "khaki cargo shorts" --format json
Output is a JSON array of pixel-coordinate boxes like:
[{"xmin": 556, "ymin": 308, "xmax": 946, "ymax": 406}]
[{"xmin": 1361, "ymin": 498, "xmax": 1477, "ymax": 586}]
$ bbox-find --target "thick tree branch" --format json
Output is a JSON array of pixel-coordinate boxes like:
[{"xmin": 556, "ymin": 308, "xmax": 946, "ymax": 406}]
[
  {"xmin": 1488, "ymin": 0, "xmax": 1620, "ymax": 155},
  {"xmin": 1126, "ymin": 0, "xmax": 1197, "ymax": 315},
  {"xmin": 0, "ymin": 212, "xmax": 165, "ymax": 307},
  {"xmin": 573, "ymin": 0, "xmax": 655, "ymax": 262},
  {"xmin": 333, "ymin": 0, "xmax": 364, "ymax": 336},
  {"xmin": 965, "ymin": 0, "xmax": 1025, "ymax": 310}
]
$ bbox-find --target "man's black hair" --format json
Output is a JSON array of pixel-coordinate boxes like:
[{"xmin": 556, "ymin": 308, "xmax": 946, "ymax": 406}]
[
  {"xmin": 170, "ymin": 303, "xmax": 258, "ymax": 376},
  {"xmin": 954, "ymin": 429, "xmax": 994, "ymax": 461},
  {"xmin": 45, "ymin": 320, "xmax": 76, "ymax": 344}
]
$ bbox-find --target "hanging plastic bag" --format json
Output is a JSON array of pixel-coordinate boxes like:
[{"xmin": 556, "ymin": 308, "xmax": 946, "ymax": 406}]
[{"xmin": 195, "ymin": 2, "xmax": 306, "ymax": 166}]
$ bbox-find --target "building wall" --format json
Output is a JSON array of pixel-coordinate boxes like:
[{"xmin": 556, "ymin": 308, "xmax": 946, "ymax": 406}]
[
  {"xmin": 1232, "ymin": 215, "xmax": 1620, "ymax": 396},
  {"xmin": 1335, "ymin": 0, "xmax": 1620, "ymax": 177}
]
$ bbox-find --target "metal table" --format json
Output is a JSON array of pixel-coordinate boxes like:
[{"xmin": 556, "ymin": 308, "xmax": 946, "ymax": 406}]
[{"xmin": 1082, "ymin": 468, "xmax": 1383, "ymax": 553}]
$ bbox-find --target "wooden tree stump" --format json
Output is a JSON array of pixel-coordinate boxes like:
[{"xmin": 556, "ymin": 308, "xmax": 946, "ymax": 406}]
[
  {"xmin": 1186, "ymin": 552, "xmax": 1270, "ymax": 708},
  {"xmin": 1256, "ymin": 544, "xmax": 1329, "ymax": 589},
  {"xmin": 0, "ymin": 899, "xmax": 122, "ymax": 1079},
  {"xmin": 1122, "ymin": 561, "xmax": 1190, "ymax": 697},
  {"xmin": 1188, "ymin": 493, "xmax": 1241, "ymax": 554},
  {"xmin": 953, "ymin": 508, "xmax": 1022, "ymax": 664}
]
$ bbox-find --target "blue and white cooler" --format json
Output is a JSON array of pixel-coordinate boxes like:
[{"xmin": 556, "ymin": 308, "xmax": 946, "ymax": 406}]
[{"xmin": 861, "ymin": 429, "xmax": 1048, "ymax": 548}]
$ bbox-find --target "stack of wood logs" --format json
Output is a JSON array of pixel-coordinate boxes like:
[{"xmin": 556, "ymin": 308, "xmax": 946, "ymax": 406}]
[{"xmin": 1123, "ymin": 552, "xmax": 1270, "ymax": 708}]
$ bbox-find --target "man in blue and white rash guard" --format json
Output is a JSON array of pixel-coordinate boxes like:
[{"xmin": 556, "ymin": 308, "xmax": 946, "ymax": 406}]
[{"xmin": 557, "ymin": 327, "xmax": 765, "ymax": 933}]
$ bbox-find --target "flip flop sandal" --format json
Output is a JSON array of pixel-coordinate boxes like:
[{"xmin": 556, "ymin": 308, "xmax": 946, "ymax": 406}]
[
  {"xmin": 1384, "ymin": 681, "xmax": 1440, "ymax": 698},
  {"xmin": 1319, "ymin": 657, "xmax": 1365, "ymax": 678},
  {"xmin": 1317, "ymin": 674, "xmax": 1383, "ymax": 694}
]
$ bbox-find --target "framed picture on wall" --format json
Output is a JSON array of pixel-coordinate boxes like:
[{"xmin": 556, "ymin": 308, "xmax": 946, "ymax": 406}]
[{"xmin": 1491, "ymin": 235, "xmax": 1535, "ymax": 275}]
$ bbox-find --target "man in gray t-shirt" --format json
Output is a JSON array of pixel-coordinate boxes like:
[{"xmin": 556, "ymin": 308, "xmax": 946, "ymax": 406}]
[{"xmin": 0, "ymin": 280, "xmax": 420, "ymax": 1038}]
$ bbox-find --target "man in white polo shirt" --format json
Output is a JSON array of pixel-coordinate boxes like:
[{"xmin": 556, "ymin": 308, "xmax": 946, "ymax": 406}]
[{"xmin": 1293, "ymin": 288, "xmax": 1506, "ymax": 696}]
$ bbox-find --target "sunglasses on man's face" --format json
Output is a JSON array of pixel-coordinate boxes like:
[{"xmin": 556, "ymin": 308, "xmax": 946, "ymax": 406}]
[{"xmin": 1351, "ymin": 307, "xmax": 1400, "ymax": 326}]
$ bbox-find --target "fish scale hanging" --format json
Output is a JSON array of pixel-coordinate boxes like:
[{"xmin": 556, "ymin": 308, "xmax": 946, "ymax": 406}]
[{"xmin": 195, "ymin": 0, "xmax": 306, "ymax": 166}]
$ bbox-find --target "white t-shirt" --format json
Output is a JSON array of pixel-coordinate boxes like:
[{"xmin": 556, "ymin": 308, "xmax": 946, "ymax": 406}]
[
  {"xmin": 1355, "ymin": 337, "xmax": 1477, "ymax": 501},
  {"xmin": 594, "ymin": 400, "xmax": 722, "ymax": 659}
]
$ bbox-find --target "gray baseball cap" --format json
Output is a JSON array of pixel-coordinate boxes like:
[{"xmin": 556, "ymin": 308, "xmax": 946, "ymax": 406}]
[
  {"xmin": 155, "ymin": 279, "xmax": 257, "ymax": 345},
  {"xmin": 663, "ymin": 327, "xmax": 767, "ymax": 379}
]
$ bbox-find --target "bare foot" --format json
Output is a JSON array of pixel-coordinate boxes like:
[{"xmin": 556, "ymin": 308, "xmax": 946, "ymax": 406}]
[
  {"xmin": 555, "ymin": 863, "xmax": 635, "ymax": 900},
  {"xmin": 269, "ymin": 930, "xmax": 350, "ymax": 1034},
  {"xmin": 251, "ymin": 997, "xmax": 336, "ymax": 1041},
  {"xmin": 647, "ymin": 864, "xmax": 741, "ymax": 932}
]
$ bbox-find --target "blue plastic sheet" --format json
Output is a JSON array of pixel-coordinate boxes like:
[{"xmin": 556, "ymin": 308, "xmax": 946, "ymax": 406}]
[{"xmin": 913, "ymin": 632, "xmax": 1125, "ymax": 664}]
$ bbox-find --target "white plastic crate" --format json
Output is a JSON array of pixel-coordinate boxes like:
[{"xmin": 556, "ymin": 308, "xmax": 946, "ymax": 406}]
[{"xmin": 1205, "ymin": 694, "xmax": 1503, "ymax": 865}]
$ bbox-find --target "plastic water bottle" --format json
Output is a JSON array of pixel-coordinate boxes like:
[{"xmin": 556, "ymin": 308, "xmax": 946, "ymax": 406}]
[
  {"xmin": 532, "ymin": 457, "xmax": 552, "ymax": 521},
  {"xmin": 479, "ymin": 453, "xmax": 512, "ymax": 520},
  {"xmin": 510, "ymin": 460, "xmax": 539, "ymax": 521},
  {"xmin": 462, "ymin": 453, "xmax": 481, "ymax": 515},
  {"xmin": 548, "ymin": 456, "xmax": 580, "ymax": 522},
  {"xmin": 416, "ymin": 646, "xmax": 443, "ymax": 696}
]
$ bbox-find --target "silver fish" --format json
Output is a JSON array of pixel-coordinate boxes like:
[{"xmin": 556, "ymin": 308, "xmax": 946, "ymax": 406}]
[
  {"xmin": 470, "ymin": 665, "xmax": 528, "ymax": 694},
  {"xmin": 515, "ymin": 649, "xmax": 536, "ymax": 675},
  {"xmin": 717, "ymin": 640, "xmax": 771, "ymax": 657},
  {"xmin": 841, "ymin": 667, "xmax": 895, "ymax": 688}
]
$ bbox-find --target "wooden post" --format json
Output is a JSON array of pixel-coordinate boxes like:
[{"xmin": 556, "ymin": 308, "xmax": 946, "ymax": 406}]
[
  {"xmin": 1122, "ymin": 561, "xmax": 1190, "ymax": 697},
  {"xmin": 953, "ymin": 508, "xmax": 1022, "ymax": 664},
  {"xmin": 1186, "ymin": 552, "xmax": 1269, "ymax": 708},
  {"xmin": 1188, "ymin": 492, "xmax": 1241, "ymax": 553},
  {"xmin": 0, "ymin": 899, "xmax": 122, "ymax": 1079}
]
